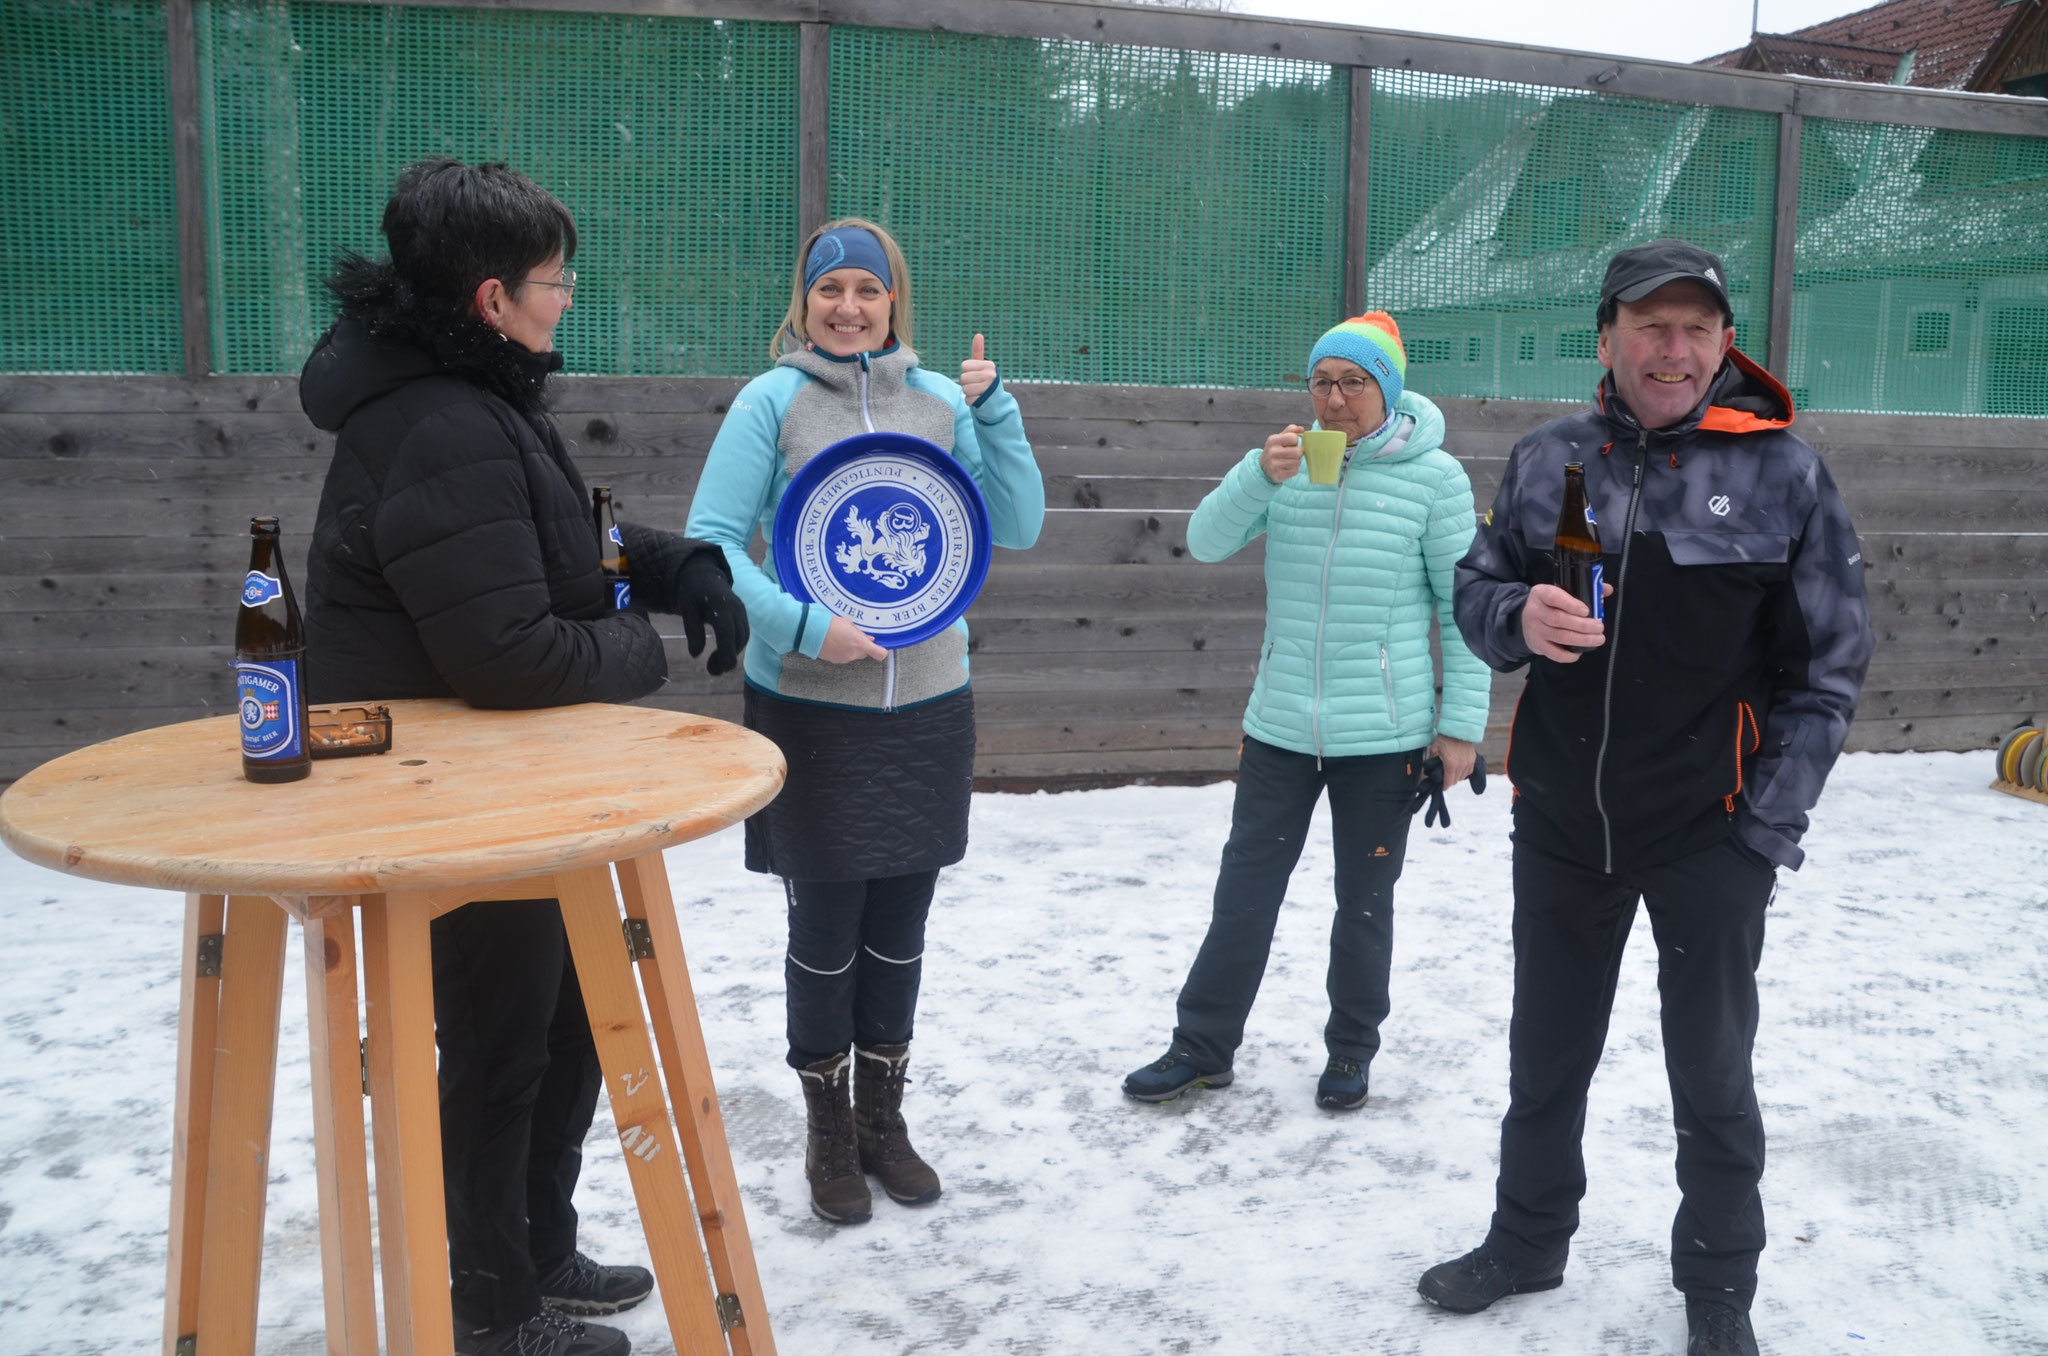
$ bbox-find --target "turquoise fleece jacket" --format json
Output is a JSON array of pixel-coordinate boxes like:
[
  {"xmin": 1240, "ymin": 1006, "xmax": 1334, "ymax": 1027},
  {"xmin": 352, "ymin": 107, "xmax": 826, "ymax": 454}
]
[
  {"xmin": 685, "ymin": 342, "xmax": 1043, "ymax": 709},
  {"xmin": 1190, "ymin": 390, "xmax": 1490, "ymax": 758}
]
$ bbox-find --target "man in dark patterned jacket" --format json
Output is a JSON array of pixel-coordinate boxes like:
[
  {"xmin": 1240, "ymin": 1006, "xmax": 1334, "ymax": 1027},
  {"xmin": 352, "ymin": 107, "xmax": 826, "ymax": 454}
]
[{"xmin": 1419, "ymin": 241, "xmax": 1873, "ymax": 1356}]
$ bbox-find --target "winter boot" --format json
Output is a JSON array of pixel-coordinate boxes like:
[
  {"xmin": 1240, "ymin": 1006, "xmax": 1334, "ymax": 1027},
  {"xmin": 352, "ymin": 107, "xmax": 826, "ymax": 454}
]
[
  {"xmin": 797, "ymin": 1052, "xmax": 871, "ymax": 1224},
  {"xmin": 1417, "ymin": 1243, "xmax": 1565, "ymax": 1313},
  {"xmin": 1685, "ymin": 1298, "xmax": 1759, "ymax": 1355},
  {"xmin": 854, "ymin": 1042, "xmax": 942, "ymax": 1205},
  {"xmin": 536, "ymin": 1250, "xmax": 654, "ymax": 1316}
]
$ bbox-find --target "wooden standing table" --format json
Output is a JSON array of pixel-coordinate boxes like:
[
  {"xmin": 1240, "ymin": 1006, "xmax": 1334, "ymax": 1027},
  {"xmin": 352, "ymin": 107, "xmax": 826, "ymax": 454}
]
[{"xmin": 0, "ymin": 699, "xmax": 787, "ymax": 1356}]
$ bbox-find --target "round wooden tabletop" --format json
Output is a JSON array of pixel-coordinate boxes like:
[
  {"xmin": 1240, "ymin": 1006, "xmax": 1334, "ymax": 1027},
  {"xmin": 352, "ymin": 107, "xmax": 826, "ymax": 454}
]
[{"xmin": 0, "ymin": 700, "xmax": 786, "ymax": 897}]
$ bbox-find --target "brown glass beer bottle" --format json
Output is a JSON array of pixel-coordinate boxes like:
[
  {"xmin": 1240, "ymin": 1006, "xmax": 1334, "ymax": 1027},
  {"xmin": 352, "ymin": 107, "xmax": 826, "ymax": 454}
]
[
  {"xmin": 234, "ymin": 516, "xmax": 311, "ymax": 783},
  {"xmin": 1554, "ymin": 462, "xmax": 1604, "ymax": 655},
  {"xmin": 593, "ymin": 486, "xmax": 631, "ymax": 610}
]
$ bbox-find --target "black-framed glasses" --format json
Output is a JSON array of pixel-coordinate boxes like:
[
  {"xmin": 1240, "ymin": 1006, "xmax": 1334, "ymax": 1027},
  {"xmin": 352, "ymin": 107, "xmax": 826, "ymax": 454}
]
[
  {"xmin": 1307, "ymin": 375, "xmax": 1374, "ymax": 399},
  {"xmin": 526, "ymin": 268, "xmax": 578, "ymax": 295}
]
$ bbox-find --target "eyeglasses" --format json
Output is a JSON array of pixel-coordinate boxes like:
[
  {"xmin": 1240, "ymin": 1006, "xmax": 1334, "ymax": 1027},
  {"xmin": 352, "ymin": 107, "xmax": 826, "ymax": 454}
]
[
  {"xmin": 1307, "ymin": 375, "xmax": 1375, "ymax": 399},
  {"xmin": 525, "ymin": 268, "xmax": 578, "ymax": 295}
]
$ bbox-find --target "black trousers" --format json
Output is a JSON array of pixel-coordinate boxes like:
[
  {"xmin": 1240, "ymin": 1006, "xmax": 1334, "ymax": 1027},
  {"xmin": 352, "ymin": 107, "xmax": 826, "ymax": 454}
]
[
  {"xmin": 783, "ymin": 870, "xmax": 940, "ymax": 1068},
  {"xmin": 431, "ymin": 899, "xmax": 602, "ymax": 1329},
  {"xmin": 1170, "ymin": 736, "xmax": 1424, "ymax": 1074},
  {"xmin": 1486, "ymin": 835, "xmax": 1775, "ymax": 1308}
]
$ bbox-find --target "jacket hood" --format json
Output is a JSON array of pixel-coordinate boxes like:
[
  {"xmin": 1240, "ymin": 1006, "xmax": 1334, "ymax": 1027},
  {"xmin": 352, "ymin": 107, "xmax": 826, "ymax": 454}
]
[
  {"xmin": 300, "ymin": 254, "xmax": 563, "ymax": 431},
  {"xmin": 774, "ymin": 340, "xmax": 919, "ymax": 393},
  {"xmin": 1317, "ymin": 389, "xmax": 1446, "ymax": 466},
  {"xmin": 1596, "ymin": 345, "xmax": 1794, "ymax": 443}
]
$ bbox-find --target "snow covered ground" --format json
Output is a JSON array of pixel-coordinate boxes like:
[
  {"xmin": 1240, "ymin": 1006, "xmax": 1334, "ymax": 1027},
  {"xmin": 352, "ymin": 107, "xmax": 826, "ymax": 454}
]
[{"xmin": 3, "ymin": 749, "xmax": 2045, "ymax": 1355}]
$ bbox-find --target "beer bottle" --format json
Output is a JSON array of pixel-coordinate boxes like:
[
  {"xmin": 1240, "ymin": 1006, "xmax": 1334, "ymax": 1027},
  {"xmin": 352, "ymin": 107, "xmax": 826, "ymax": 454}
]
[
  {"xmin": 1554, "ymin": 462, "xmax": 1604, "ymax": 655},
  {"xmin": 234, "ymin": 516, "xmax": 311, "ymax": 783},
  {"xmin": 593, "ymin": 486, "xmax": 630, "ymax": 610}
]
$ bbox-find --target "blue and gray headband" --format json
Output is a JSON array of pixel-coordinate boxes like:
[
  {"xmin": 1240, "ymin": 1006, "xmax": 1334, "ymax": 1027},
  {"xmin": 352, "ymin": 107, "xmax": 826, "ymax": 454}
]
[{"xmin": 803, "ymin": 226, "xmax": 893, "ymax": 293}]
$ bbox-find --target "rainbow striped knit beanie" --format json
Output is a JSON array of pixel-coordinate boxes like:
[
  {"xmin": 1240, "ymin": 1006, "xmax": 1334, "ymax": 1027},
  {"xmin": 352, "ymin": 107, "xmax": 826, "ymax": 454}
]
[{"xmin": 1308, "ymin": 311, "xmax": 1407, "ymax": 412}]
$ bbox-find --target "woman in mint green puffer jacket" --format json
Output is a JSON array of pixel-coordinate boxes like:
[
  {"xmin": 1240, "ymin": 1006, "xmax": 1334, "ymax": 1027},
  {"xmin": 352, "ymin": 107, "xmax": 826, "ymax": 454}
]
[
  {"xmin": 1194, "ymin": 385, "xmax": 1492, "ymax": 756},
  {"xmin": 1123, "ymin": 312, "xmax": 1490, "ymax": 1113}
]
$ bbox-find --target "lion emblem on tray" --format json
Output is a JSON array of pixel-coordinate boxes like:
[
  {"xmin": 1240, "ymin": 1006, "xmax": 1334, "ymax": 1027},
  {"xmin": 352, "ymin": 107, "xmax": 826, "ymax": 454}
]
[{"xmin": 834, "ymin": 502, "xmax": 930, "ymax": 590}]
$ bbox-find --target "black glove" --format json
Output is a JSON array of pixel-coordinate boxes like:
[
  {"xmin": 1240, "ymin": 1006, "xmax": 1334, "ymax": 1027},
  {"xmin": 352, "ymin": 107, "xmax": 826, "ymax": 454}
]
[
  {"xmin": 675, "ymin": 551, "xmax": 749, "ymax": 676},
  {"xmin": 1409, "ymin": 751, "xmax": 1488, "ymax": 829}
]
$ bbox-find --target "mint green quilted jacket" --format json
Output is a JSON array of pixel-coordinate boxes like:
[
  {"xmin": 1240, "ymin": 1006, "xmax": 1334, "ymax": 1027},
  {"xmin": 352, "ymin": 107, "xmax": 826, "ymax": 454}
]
[{"xmin": 1190, "ymin": 390, "xmax": 1491, "ymax": 758}]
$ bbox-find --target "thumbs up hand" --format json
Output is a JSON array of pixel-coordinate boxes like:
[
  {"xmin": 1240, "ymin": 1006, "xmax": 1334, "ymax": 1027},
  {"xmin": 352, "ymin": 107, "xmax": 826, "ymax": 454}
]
[{"xmin": 960, "ymin": 332, "xmax": 997, "ymax": 405}]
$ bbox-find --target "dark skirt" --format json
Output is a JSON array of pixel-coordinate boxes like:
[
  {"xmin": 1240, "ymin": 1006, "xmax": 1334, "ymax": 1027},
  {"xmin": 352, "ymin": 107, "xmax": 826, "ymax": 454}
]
[{"xmin": 742, "ymin": 683, "xmax": 975, "ymax": 881}]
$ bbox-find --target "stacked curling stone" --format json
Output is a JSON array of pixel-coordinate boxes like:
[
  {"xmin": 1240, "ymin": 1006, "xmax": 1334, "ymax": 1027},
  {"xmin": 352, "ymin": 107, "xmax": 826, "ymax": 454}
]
[{"xmin": 1994, "ymin": 723, "xmax": 2048, "ymax": 795}]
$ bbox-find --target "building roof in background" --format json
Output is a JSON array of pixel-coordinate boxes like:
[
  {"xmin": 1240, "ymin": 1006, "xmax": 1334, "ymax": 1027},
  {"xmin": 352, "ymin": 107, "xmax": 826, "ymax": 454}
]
[{"xmin": 1699, "ymin": 0, "xmax": 2041, "ymax": 92}]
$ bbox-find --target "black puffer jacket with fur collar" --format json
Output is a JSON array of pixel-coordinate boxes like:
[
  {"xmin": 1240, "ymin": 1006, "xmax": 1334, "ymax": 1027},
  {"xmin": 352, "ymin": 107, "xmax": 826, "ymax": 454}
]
[{"xmin": 299, "ymin": 257, "xmax": 683, "ymax": 708}]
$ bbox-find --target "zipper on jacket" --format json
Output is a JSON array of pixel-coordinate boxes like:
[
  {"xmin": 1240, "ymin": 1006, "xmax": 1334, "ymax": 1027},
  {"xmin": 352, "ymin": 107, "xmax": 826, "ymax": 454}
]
[
  {"xmin": 1311, "ymin": 458, "xmax": 1352, "ymax": 767},
  {"xmin": 1380, "ymin": 642, "xmax": 1399, "ymax": 728},
  {"xmin": 859, "ymin": 352, "xmax": 889, "ymax": 708},
  {"xmin": 1591, "ymin": 433, "xmax": 1649, "ymax": 874}
]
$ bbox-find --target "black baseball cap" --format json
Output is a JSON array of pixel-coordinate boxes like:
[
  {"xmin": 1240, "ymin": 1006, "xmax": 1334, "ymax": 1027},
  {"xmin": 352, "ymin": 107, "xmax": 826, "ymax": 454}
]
[{"xmin": 1600, "ymin": 239, "xmax": 1733, "ymax": 320}]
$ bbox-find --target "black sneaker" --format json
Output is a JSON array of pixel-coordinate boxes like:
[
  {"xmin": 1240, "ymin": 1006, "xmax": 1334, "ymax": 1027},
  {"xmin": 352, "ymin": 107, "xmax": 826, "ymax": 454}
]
[
  {"xmin": 536, "ymin": 1250, "xmax": 654, "ymax": 1316},
  {"xmin": 1417, "ymin": 1243, "xmax": 1564, "ymax": 1313},
  {"xmin": 454, "ymin": 1310, "xmax": 630, "ymax": 1356},
  {"xmin": 1315, "ymin": 1055, "xmax": 1367, "ymax": 1110},
  {"xmin": 1686, "ymin": 1298, "xmax": 1759, "ymax": 1355},
  {"xmin": 1122, "ymin": 1049, "xmax": 1233, "ymax": 1103}
]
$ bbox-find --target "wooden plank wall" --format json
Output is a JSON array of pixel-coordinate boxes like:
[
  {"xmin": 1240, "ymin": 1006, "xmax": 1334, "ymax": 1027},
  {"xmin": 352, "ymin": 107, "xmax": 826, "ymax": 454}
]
[{"xmin": 2, "ymin": 374, "xmax": 2040, "ymax": 786}]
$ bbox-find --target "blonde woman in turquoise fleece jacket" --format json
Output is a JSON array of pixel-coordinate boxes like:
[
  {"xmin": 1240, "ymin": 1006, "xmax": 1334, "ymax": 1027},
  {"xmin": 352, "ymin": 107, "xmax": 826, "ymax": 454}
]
[
  {"xmin": 1124, "ymin": 312, "xmax": 1491, "ymax": 1111},
  {"xmin": 686, "ymin": 219, "xmax": 1043, "ymax": 1227}
]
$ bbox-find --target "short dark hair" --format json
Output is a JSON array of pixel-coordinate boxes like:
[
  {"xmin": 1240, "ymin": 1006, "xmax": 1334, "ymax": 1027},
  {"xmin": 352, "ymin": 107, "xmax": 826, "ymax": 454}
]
[{"xmin": 379, "ymin": 158, "xmax": 576, "ymax": 312}]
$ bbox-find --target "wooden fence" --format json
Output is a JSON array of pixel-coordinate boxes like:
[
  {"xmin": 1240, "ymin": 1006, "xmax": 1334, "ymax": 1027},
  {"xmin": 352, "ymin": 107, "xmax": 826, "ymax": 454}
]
[{"xmin": 3, "ymin": 375, "xmax": 2038, "ymax": 786}]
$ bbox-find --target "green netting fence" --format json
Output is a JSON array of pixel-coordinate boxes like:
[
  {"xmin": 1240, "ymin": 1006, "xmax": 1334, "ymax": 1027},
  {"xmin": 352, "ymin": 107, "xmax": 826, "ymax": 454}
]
[
  {"xmin": 1791, "ymin": 117, "xmax": 2048, "ymax": 415},
  {"xmin": 195, "ymin": 0, "xmax": 796, "ymax": 375},
  {"xmin": 827, "ymin": 26, "xmax": 1349, "ymax": 387},
  {"xmin": 3, "ymin": 0, "xmax": 182, "ymax": 373},
  {"xmin": 1366, "ymin": 68, "xmax": 1779, "ymax": 404},
  {"xmin": 5, "ymin": 1, "xmax": 2046, "ymax": 415}
]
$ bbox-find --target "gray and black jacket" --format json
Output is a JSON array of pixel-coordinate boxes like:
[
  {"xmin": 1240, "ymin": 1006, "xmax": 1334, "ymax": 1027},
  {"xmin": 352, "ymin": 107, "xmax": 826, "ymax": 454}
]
[
  {"xmin": 1455, "ymin": 350, "xmax": 1874, "ymax": 873},
  {"xmin": 686, "ymin": 341, "xmax": 1044, "ymax": 711}
]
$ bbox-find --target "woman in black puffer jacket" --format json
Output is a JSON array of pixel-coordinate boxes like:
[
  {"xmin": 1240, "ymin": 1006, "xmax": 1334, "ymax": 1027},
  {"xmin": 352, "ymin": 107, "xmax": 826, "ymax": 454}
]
[{"xmin": 299, "ymin": 158, "xmax": 746, "ymax": 1356}]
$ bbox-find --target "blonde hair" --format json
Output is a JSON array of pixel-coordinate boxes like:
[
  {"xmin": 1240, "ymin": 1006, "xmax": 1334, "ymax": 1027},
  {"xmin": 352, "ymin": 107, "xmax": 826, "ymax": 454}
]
[{"xmin": 771, "ymin": 216, "xmax": 915, "ymax": 362}]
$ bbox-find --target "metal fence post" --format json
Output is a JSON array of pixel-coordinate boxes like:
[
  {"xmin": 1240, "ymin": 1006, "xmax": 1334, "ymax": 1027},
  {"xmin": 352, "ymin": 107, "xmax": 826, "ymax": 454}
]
[
  {"xmin": 1344, "ymin": 66, "xmax": 1372, "ymax": 319},
  {"xmin": 799, "ymin": 22, "xmax": 831, "ymax": 244},
  {"xmin": 1766, "ymin": 110, "xmax": 1803, "ymax": 380},
  {"xmin": 167, "ymin": 0, "xmax": 211, "ymax": 377}
]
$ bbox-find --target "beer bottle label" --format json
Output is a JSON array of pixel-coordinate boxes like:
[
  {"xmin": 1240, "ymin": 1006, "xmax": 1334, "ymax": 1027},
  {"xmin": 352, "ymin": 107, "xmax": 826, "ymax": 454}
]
[
  {"xmin": 608, "ymin": 525, "xmax": 624, "ymax": 546},
  {"xmin": 237, "ymin": 659, "xmax": 304, "ymax": 760},
  {"xmin": 241, "ymin": 571, "xmax": 284, "ymax": 607},
  {"xmin": 1588, "ymin": 561, "xmax": 1605, "ymax": 622},
  {"xmin": 1584, "ymin": 503, "xmax": 1598, "ymax": 527},
  {"xmin": 612, "ymin": 580, "xmax": 632, "ymax": 610}
]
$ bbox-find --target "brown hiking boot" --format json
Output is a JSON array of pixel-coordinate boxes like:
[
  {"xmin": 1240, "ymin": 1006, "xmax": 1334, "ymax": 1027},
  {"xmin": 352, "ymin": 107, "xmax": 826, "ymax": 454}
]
[
  {"xmin": 854, "ymin": 1042, "xmax": 942, "ymax": 1205},
  {"xmin": 797, "ymin": 1053, "xmax": 871, "ymax": 1224}
]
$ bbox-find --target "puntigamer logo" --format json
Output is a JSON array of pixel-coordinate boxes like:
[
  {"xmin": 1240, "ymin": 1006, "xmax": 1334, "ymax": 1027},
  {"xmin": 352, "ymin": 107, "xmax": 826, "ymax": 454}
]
[
  {"xmin": 242, "ymin": 570, "xmax": 283, "ymax": 607},
  {"xmin": 791, "ymin": 455, "xmax": 977, "ymax": 637},
  {"xmin": 236, "ymin": 660, "xmax": 300, "ymax": 758}
]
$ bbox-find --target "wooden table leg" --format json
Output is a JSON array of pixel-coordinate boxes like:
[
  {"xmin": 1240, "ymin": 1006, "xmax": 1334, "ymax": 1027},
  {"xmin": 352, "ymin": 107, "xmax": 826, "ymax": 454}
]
[
  {"xmin": 303, "ymin": 909, "xmax": 377, "ymax": 1355},
  {"xmin": 556, "ymin": 865, "xmax": 732, "ymax": 1356},
  {"xmin": 361, "ymin": 893, "xmax": 454, "ymax": 1356},
  {"xmin": 616, "ymin": 852, "xmax": 778, "ymax": 1356},
  {"xmin": 164, "ymin": 893, "xmax": 225, "ymax": 1356},
  {"xmin": 191, "ymin": 895, "xmax": 291, "ymax": 1356}
]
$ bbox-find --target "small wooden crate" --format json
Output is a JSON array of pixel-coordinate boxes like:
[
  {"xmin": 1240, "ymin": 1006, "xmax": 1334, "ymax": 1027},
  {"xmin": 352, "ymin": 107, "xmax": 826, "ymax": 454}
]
[{"xmin": 1990, "ymin": 778, "xmax": 2048, "ymax": 807}]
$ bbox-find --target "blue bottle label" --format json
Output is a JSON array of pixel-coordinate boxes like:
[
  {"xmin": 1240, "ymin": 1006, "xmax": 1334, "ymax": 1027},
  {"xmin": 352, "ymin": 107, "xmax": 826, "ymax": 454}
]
[
  {"xmin": 608, "ymin": 524, "xmax": 624, "ymax": 546},
  {"xmin": 1584, "ymin": 503, "xmax": 1598, "ymax": 527},
  {"xmin": 1589, "ymin": 560, "xmax": 1605, "ymax": 622},
  {"xmin": 242, "ymin": 571, "xmax": 283, "ymax": 607},
  {"xmin": 237, "ymin": 658, "xmax": 303, "ymax": 760},
  {"xmin": 612, "ymin": 579, "xmax": 631, "ymax": 610}
]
